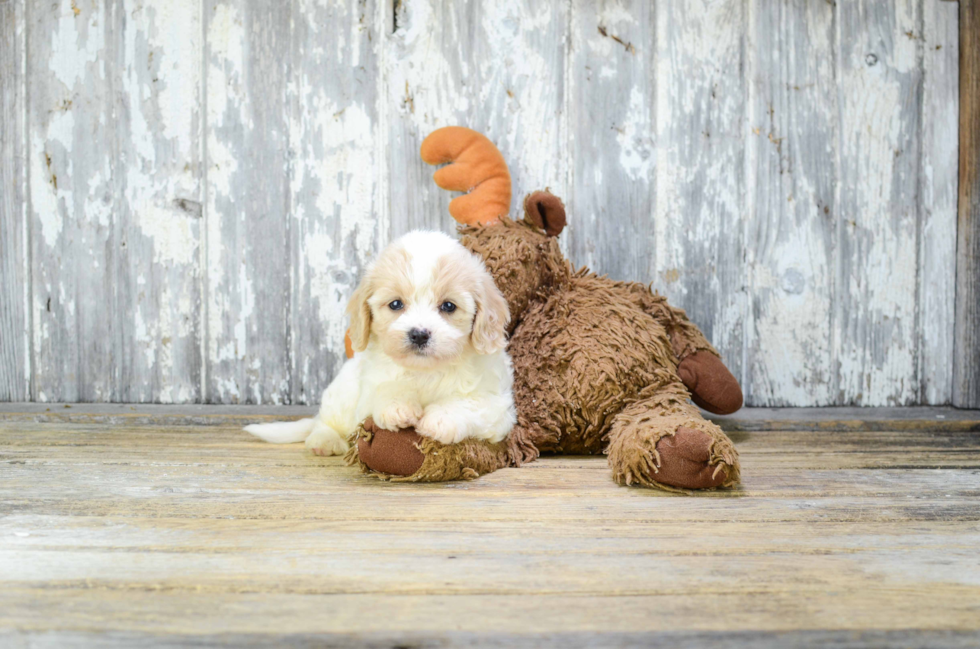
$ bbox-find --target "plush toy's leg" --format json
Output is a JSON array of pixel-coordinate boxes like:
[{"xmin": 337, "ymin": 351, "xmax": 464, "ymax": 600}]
[
  {"xmin": 630, "ymin": 289, "xmax": 743, "ymax": 415},
  {"xmin": 606, "ymin": 383, "xmax": 740, "ymax": 491},
  {"xmin": 676, "ymin": 351, "xmax": 743, "ymax": 415},
  {"xmin": 345, "ymin": 418, "xmax": 512, "ymax": 482}
]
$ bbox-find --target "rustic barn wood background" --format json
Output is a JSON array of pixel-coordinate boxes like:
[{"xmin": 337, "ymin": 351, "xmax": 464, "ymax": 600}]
[{"xmin": 0, "ymin": 0, "xmax": 966, "ymax": 406}]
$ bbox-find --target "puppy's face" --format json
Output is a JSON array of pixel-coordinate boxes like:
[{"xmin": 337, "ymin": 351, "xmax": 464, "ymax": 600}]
[{"xmin": 347, "ymin": 231, "xmax": 509, "ymax": 369}]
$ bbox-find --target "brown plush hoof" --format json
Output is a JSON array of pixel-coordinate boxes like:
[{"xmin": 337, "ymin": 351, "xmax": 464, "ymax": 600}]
[
  {"xmin": 677, "ymin": 351, "xmax": 743, "ymax": 415},
  {"xmin": 356, "ymin": 418, "xmax": 425, "ymax": 477},
  {"xmin": 653, "ymin": 427, "xmax": 730, "ymax": 489}
]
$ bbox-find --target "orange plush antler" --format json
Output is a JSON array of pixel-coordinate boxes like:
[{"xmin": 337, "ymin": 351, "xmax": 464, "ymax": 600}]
[{"xmin": 420, "ymin": 127, "xmax": 512, "ymax": 226}]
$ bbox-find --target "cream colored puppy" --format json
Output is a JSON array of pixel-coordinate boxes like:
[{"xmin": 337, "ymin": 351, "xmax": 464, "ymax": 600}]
[{"xmin": 244, "ymin": 231, "xmax": 516, "ymax": 455}]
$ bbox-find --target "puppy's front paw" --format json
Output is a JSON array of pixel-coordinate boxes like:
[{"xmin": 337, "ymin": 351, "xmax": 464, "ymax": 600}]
[
  {"xmin": 416, "ymin": 410, "xmax": 461, "ymax": 445},
  {"xmin": 374, "ymin": 401, "xmax": 424, "ymax": 431},
  {"xmin": 305, "ymin": 426, "xmax": 349, "ymax": 457}
]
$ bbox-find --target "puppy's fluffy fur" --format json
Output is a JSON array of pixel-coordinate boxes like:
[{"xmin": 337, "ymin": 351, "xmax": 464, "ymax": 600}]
[{"xmin": 245, "ymin": 231, "xmax": 516, "ymax": 455}]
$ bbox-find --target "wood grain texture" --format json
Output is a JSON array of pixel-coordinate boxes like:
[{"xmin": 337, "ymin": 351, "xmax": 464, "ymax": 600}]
[
  {"xmin": 652, "ymin": 0, "xmax": 746, "ymax": 384},
  {"xmin": 384, "ymin": 0, "xmax": 568, "ymax": 237},
  {"xmin": 565, "ymin": 0, "xmax": 653, "ymax": 282},
  {"xmin": 206, "ymin": 0, "xmax": 384, "ymax": 405},
  {"xmin": 954, "ymin": 0, "xmax": 980, "ymax": 408},
  {"xmin": 0, "ymin": 0, "xmax": 28, "ymax": 401},
  {"xmin": 835, "ymin": 0, "xmax": 922, "ymax": 405},
  {"xmin": 1, "ymin": 418, "xmax": 979, "ymax": 645},
  {"xmin": 918, "ymin": 0, "xmax": 958, "ymax": 405},
  {"xmin": 27, "ymin": 0, "xmax": 203, "ymax": 403},
  {"xmin": 115, "ymin": 0, "xmax": 204, "ymax": 403},
  {"xmin": 205, "ymin": 0, "xmax": 291, "ymax": 403},
  {"xmin": 4, "ymin": 630, "xmax": 980, "ymax": 649},
  {"xmin": 28, "ymin": 0, "xmax": 115, "ymax": 401},
  {"xmin": 287, "ymin": 0, "xmax": 382, "ymax": 405},
  {"xmin": 744, "ymin": 0, "xmax": 836, "ymax": 406}
]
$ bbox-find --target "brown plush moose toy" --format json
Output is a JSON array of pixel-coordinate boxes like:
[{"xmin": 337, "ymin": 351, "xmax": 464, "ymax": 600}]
[{"xmin": 347, "ymin": 127, "xmax": 744, "ymax": 491}]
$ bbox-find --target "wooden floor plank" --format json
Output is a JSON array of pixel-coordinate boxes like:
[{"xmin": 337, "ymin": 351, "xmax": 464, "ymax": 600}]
[
  {"xmin": 2, "ymin": 588, "xmax": 979, "ymax": 635},
  {"xmin": 4, "ymin": 630, "xmax": 980, "ymax": 649},
  {"xmin": 1, "ymin": 416, "xmax": 979, "ymax": 646}
]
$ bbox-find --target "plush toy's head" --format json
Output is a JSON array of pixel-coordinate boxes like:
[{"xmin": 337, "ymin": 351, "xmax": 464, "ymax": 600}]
[{"xmin": 458, "ymin": 194, "xmax": 570, "ymax": 328}]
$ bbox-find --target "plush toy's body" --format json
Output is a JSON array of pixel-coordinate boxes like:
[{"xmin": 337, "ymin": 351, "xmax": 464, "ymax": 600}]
[{"xmin": 348, "ymin": 128, "xmax": 744, "ymax": 491}]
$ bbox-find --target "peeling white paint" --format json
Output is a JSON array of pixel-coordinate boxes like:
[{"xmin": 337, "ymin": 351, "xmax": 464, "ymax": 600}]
[
  {"xmin": 836, "ymin": 0, "xmax": 921, "ymax": 405},
  {"xmin": 49, "ymin": 1, "xmax": 104, "ymax": 89},
  {"xmin": 304, "ymin": 230, "xmax": 352, "ymax": 354},
  {"xmin": 616, "ymin": 86, "xmax": 654, "ymax": 180},
  {"xmin": 31, "ymin": 135, "xmax": 65, "ymax": 248},
  {"xmin": 150, "ymin": 1, "xmax": 202, "ymax": 162},
  {"xmin": 206, "ymin": 0, "xmax": 251, "ymax": 402},
  {"xmin": 235, "ymin": 260, "xmax": 254, "ymax": 362},
  {"xmin": 134, "ymin": 307, "xmax": 156, "ymax": 367},
  {"xmin": 137, "ymin": 205, "xmax": 198, "ymax": 266},
  {"xmin": 208, "ymin": 5, "xmax": 244, "ymax": 75}
]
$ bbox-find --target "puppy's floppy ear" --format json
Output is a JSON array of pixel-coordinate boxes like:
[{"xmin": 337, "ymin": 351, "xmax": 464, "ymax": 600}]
[
  {"xmin": 346, "ymin": 272, "xmax": 373, "ymax": 353},
  {"xmin": 471, "ymin": 271, "xmax": 510, "ymax": 354}
]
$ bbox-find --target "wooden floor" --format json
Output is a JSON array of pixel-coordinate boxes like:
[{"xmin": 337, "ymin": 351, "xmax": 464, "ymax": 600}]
[{"xmin": 2, "ymin": 407, "xmax": 980, "ymax": 648}]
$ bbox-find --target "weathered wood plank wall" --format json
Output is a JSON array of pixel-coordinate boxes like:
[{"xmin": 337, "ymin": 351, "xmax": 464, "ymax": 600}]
[
  {"xmin": 206, "ymin": 0, "xmax": 290, "ymax": 404},
  {"xmin": 0, "ymin": 0, "xmax": 963, "ymax": 407},
  {"xmin": 0, "ymin": 0, "xmax": 29, "ymax": 401},
  {"xmin": 746, "ymin": 0, "xmax": 835, "ymax": 406},
  {"xmin": 24, "ymin": 0, "xmax": 205, "ymax": 403},
  {"xmin": 955, "ymin": 0, "xmax": 980, "ymax": 408},
  {"xmin": 922, "ymin": 0, "xmax": 960, "ymax": 405}
]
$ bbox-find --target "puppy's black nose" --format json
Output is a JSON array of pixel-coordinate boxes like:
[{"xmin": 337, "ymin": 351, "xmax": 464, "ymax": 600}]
[{"xmin": 408, "ymin": 328, "xmax": 431, "ymax": 348}]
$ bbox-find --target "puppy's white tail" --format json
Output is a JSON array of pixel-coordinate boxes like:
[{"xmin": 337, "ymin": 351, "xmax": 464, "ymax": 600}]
[{"xmin": 244, "ymin": 418, "xmax": 315, "ymax": 444}]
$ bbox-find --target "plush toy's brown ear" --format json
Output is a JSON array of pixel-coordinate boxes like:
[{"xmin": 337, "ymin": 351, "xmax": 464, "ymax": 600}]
[
  {"xmin": 420, "ymin": 127, "xmax": 512, "ymax": 226},
  {"xmin": 523, "ymin": 191, "xmax": 566, "ymax": 237}
]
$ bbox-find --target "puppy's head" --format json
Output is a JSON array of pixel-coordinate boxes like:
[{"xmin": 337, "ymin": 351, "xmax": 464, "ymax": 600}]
[{"xmin": 347, "ymin": 231, "xmax": 510, "ymax": 368}]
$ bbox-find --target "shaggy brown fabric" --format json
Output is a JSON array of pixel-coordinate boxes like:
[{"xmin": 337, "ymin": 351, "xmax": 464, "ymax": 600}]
[
  {"xmin": 605, "ymin": 386, "xmax": 739, "ymax": 490},
  {"xmin": 677, "ymin": 351, "xmax": 744, "ymax": 415},
  {"xmin": 350, "ymin": 192, "xmax": 742, "ymax": 491},
  {"xmin": 459, "ymin": 216, "xmax": 570, "ymax": 333}
]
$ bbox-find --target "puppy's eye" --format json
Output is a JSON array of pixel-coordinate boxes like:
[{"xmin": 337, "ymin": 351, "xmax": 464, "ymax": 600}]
[
  {"xmin": 440, "ymin": 301, "xmax": 457, "ymax": 314},
  {"xmin": 388, "ymin": 299, "xmax": 404, "ymax": 311}
]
